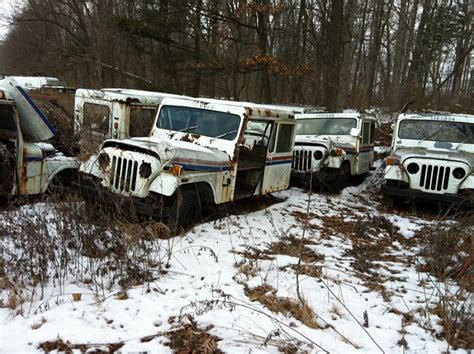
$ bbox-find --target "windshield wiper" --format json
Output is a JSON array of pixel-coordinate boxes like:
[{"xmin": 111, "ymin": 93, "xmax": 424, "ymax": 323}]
[
  {"xmin": 177, "ymin": 125, "xmax": 198, "ymax": 133},
  {"xmin": 419, "ymin": 128, "xmax": 442, "ymax": 142},
  {"xmin": 216, "ymin": 129, "xmax": 238, "ymax": 139},
  {"xmin": 454, "ymin": 136, "xmax": 473, "ymax": 151}
]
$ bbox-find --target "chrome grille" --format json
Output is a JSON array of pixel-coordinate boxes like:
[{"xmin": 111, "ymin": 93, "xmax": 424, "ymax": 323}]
[
  {"xmin": 419, "ymin": 164, "xmax": 450, "ymax": 191},
  {"xmin": 292, "ymin": 150, "xmax": 312, "ymax": 172},
  {"xmin": 111, "ymin": 156, "xmax": 138, "ymax": 192}
]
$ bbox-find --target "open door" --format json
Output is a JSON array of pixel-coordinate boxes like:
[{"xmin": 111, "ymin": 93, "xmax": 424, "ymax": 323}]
[
  {"xmin": 235, "ymin": 120, "xmax": 273, "ymax": 199},
  {"xmin": 261, "ymin": 123, "xmax": 295, "ymax": 194}
]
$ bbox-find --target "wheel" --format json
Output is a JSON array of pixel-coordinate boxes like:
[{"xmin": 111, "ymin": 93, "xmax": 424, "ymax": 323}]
[
  {"xmin": 168, "ymin": 190, "xmax": 202, "ymax": 232},
  {"xmin": 328, "ymin": 163, "xmax": 350, "ymax": 193},
  {"xmin": 383, "ymin": 193, "xmax": 395, "ymax": 208}
]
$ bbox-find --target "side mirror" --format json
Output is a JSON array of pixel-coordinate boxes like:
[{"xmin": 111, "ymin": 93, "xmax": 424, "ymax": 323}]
[
  {"xmin": 350, "ymin": 128, "xmax": 360, "ymax": 137},
  {"xmin": 240, "ymin": 136, "xmax": 256, "ymax": 150}
]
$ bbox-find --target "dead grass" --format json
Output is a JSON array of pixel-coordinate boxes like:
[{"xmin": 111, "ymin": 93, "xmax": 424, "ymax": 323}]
[
  {"xmin": 267, "ymin": 235, "xmax": 324, "ymax": 263},
  {"xmin": 245, "ymin": 284, "xmax": 320, "ymax": 329},
  {"xmin": 281, "ymin": 263, "xmax": 322, "ymax": 278},
  {"xmin": 415, "ymin": 217, "xmax": 474, "ymax": 350},
  {"xmin": 163, "ymin": 316, "xmax": 222, "ymax": 353},
  {"xmin": 342, "ymin": 215, "xmax": 405, "ymax": 301},
  {"xmin": 431, "ymin": 302, "xmax": 474, "ymax": 350},
  {"xmin": 417, "ymin": 218, "xmax": 473, "ymax": 282},
  {"xmin": 38, "ymin": 339, "xmax": 123, "ymax": 353},
  {"xmin": 319, "ymin": 215, "xmax": 354, "ymax": 239},
  {"xmin": 232, "ymin": 247, "xmax": 275, "ymax": 261}
]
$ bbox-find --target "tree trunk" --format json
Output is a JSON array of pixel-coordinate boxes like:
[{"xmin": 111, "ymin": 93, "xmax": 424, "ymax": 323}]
[
  {"xmin": 364, "ymin": 0, "xmax": 385, "ymax": 106},
  {"xmin": 323, "ymin": 0, "xmax": 344, "ymax": 112},
  {"xmin": 391, "ymin": 0, "xmax": 409, "ymax": 111}
]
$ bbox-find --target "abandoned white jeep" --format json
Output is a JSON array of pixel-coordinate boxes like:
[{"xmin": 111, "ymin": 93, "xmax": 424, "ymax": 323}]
[
  {"xmin": 291, "ymin": 113, "xmax": 376, "ymax": 190},
  {"xmin": 74, "ymin": 88, "xmax": 193, "ymax": 155},
  {"xmin": 382, "ymin": 113, "xmax": 474, "ymax": 206},
  {"xmin": 79, "ymin": 97, "xmax": 296, "ymax": 228},
  {"xmin": 0, "ymin": 77, "xmax": 78, "ymax": 198}
]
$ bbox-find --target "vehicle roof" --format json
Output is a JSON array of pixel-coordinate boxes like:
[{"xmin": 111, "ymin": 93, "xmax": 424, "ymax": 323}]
[
  {"xmin": 7, "ymin": 76, "xmax": 61, "ymax": 90},
  {"xmin": 161, "ymin": 97, "xmax": 296, "ymax": 121},
  {"xmin": 75, "ymin": 88, "xmax": 194, "ymax": 106},
  {"xmin": 197, "ymin": 97, "xmax": 307, "ymax": 114},
  {"xmin": 398, "ymin": 113, "xmax": 474, "ymax": 122},
  {"xmin": 295, "ymin": 112, "xmax": 375, "ymax": 120}
]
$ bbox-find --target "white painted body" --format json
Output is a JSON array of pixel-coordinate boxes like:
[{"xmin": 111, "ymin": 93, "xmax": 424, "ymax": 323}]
[
  {"xmin": 74, "ymin": 88, "xmax": 194, "ymax": 141},
  {"xmin": 0, "ymin": 78, "xmax": 78, "ymax": 196},
  {"xmin": 384, "ymin": 113, "xmax": 474, "ymax": 197},
  {"xmin": 292, "ymin": 113, "xmax": 376, "ymax": 178},
  {"xmin": 82, "ymin": 97, "xmax": 297, "ymax": 206}
]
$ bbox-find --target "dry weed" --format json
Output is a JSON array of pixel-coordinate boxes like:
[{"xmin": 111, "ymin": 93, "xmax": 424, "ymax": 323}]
[{"xmin": 245, "ymin": 284, "xmax": 320, "ymax": 329}]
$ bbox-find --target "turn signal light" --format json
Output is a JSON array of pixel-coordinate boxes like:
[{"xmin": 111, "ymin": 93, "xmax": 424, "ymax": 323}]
[
  {"xmin": 170, "ymin": 164, "xmax": 182, "ymax": 176},
  {"xmin": 330, "ymin": 148, "xmax": 344, "ymax": 157},
  {"xmin": 386, "ymin": 155, "xmax": 401, "ymax": 166}
]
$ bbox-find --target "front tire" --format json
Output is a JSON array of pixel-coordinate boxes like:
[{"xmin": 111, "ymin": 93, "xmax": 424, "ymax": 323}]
[
  {"xmin": 168, "ymin": 190, "xmax": 202, "ymax": 232},
  {"xmin": 328, "ymin": 163, "xmax": 350, "ymax": 193}
]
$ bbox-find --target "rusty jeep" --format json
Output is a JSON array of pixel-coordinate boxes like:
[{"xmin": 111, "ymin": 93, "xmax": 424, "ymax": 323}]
[
  {"xmin": 0, "ymin": 77, "xmax": 78, "ymax": 198},
  {"xmin": 78, "ymin": 97, "xmax": 297, "ymax": 229}
]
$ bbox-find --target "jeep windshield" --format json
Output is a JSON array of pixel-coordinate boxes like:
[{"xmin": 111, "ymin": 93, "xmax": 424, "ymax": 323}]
[
  {"xmin": 398, "ymin": 120, "xmax": 474, "ymax": 144},
  {"xmin": 296, "ymin": 118, "xmax": 357, "ymax": 135},
  {"xmin": 156, "ymin": 105, "xmax": 240, "ymax": 140}
]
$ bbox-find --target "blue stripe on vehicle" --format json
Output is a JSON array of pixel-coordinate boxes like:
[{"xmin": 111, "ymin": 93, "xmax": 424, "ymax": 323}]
[
  {"xmin": 179, "ymin": 163, "xmax": 232, "ymax": 172},
  {"xmin": 26, "ymin": 156, "xmax": 44, "ymax": 161},
  {"xmin": 266, "ymin": 160, "xmax": 293, "ymax": 166},
  {"xmin": 16, "ymin": 86, "xmax": 57, "ymax": 135}
]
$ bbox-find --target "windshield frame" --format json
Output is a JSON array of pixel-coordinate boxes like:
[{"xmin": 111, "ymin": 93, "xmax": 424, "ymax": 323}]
[
  {"xmin": 155, "ymin": 105, "xmax": 242, "ymax": 141},
  {"xmin": 397, "ymin": 119, "xmax": 474, "ymax": 144},
  {"xmin": 295, "ymin": 117, "xmax": 358, "ymax": 136}
]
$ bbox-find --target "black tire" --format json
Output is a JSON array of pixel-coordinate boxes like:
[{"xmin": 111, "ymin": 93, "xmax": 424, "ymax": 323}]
[
  {"xmin": 383, "ymin": 193, "xmax": 395, "ymax": 208},
  {"xmin": 328, "ymin": 163, "xmax": 350, "ymax": 193},
  {"xmin": 168, "ymin": 190, "xmax": 202, "ymax": 232}
]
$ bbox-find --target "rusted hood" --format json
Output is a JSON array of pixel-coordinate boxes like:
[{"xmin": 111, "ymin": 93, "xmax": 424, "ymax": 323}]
[
  {"xmin": 0, "ymin": 77, "xmax": 56, "ymax": 141},
  {"xmin": 103, "ymin": 137, "xmax": 232, "ymax": 171}
]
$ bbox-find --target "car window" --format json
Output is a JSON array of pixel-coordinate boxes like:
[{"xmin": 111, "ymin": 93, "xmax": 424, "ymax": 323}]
[{"xmin": 275, "ymin": 124, "xmax": 294, "ymax": 153}]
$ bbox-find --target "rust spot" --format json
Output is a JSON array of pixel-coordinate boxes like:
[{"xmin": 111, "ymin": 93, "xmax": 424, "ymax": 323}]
[
  {"xmin": 112, "ymin": 97, "xmax": 141, "ymax": 104},
  {"xmin": 19, "ymin": 161, "xmax": 28, "ymax": 193},
  {"xmin": 179, "ymin": 134, "xmax": 194, "ymax": 143},
  {"xmin": 265, "ymin": 109, "xmax": 271, "ymax": 117},
  {"xmin": 125, "ymin": 97, "xmax": 140, "ymax": 104}
]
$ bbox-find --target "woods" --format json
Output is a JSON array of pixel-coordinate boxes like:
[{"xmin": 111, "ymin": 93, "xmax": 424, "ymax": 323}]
[{"xmin": 0, "ymin": 0, "xmax": 472, "ymax": 112}]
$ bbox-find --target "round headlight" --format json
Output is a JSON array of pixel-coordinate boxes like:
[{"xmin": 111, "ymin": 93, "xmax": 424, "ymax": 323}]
[
  {"xmin": 452, "ymin": 167, "xmax": 466, "ymax": 180},
  {"xmin": 313, "ymin": 150, "xmax": 324, "ymax": 160},
  {"xmin": 407, "ymin": 162, "xmax": 419, "ymax": 174},
  {"xmin": 139, "ymin": 162, "xmax": 152, "ymax": 178},
  {"xmin": 98, "ymin": 153, "xmax": 110, "ymax": 171}
]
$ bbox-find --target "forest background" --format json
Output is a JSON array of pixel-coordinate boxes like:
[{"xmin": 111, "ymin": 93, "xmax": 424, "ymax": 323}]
[{"xmin": 0, "ymin": 0, "xmax": 472, "ymax": 113}]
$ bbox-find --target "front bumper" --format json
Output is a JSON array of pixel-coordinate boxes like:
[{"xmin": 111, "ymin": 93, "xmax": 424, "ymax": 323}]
[
  {"xmin": 381, "ymin": 184, "xmax": 474, "ymax": 207},
  {"xmin": 75, "ymin": 179, "xmax": 170, "ymax": 218}
]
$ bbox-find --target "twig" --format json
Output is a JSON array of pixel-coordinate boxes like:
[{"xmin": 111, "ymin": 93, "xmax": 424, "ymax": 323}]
[{"xmin": 320, "ymin": 277, "xmax": 385, "ymax": 353}]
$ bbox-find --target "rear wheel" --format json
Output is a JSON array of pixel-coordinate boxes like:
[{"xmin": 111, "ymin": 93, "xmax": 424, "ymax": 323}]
[{"xmin": 168, "ymin": 190, "xmax": 202, "ymax": 232}]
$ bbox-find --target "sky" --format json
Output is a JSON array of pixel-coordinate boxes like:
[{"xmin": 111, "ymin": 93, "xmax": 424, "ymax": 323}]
[{"xmin": 0, "ymin": 0, "xmax": 21, "ymax": 40}]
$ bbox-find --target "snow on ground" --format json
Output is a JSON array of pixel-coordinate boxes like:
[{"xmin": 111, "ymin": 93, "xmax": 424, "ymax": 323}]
[{"xmin": 0, "ymin": 179, "xmax": 469, "ymax": 353}]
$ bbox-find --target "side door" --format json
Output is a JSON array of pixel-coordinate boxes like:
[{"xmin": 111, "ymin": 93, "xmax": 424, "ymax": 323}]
[
  {"xmin": 358, "ymin": 120, "xmax": 375, "ymax": 174},
  {"xmin": 261, "ymin": 122, "xmax": 295, "ymax": 194},
  {"xmin": 79, "ymin": 101, "xmax": 112, "ymax": 155}
]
